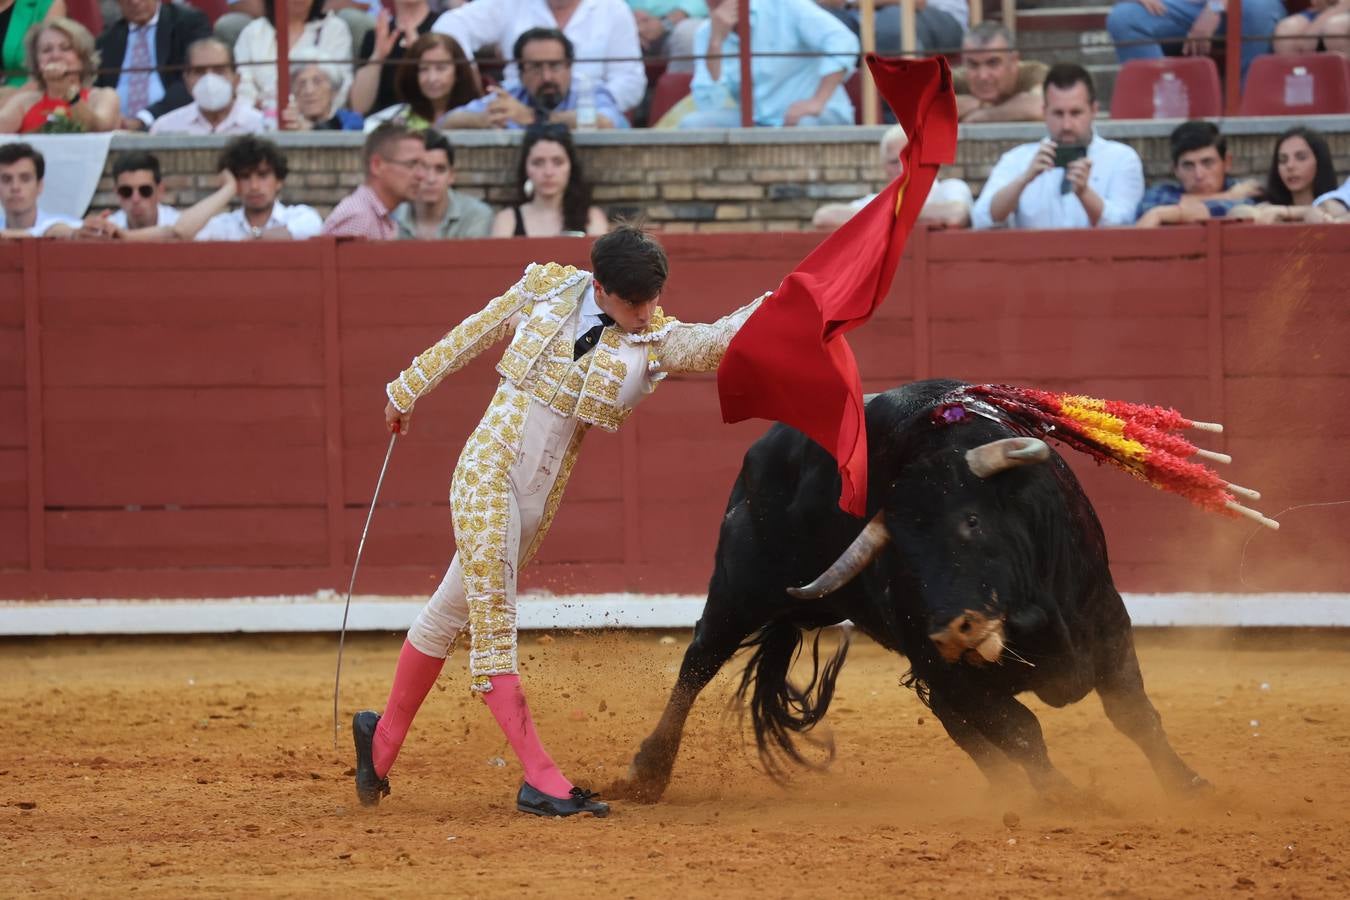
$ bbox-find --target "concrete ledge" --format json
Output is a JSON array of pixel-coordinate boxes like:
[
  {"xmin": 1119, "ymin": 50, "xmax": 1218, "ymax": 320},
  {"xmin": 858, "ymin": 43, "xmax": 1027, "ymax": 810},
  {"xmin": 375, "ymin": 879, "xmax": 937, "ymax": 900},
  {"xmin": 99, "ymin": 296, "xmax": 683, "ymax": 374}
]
[
  {"xmin": 104, "ymin": 114, "xmax": 1350, "ymax": 151},
  {"xmin": 2, "ymin": 592, "xmax": 1346, "ymax": 636}
]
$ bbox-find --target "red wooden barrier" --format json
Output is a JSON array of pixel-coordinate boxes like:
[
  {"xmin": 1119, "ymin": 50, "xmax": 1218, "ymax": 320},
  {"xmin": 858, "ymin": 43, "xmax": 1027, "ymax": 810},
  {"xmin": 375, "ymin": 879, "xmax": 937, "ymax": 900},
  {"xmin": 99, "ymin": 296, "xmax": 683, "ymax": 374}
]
[{"xmin": 1, "ymin": 223, "xmax": 1347, "ymax": 601}]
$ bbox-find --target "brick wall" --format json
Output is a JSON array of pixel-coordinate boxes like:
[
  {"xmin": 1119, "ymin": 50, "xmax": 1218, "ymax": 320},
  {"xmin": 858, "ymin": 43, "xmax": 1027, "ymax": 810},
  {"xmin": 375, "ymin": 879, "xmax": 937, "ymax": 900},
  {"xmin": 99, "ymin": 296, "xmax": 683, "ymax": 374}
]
[{"xmin": 99, "ymin": 116, "xmax": 1350, "ymax": 231}]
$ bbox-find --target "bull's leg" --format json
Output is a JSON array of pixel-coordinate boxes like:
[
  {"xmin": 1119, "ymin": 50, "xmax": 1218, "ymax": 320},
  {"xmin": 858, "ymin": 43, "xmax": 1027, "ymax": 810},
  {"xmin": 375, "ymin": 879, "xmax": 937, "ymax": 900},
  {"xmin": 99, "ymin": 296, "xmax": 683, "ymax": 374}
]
[
  {"xmin": 609, "ymin": 600, "xmax": 760, "ymax": 803},
  {"xmin": 1096, "ymin": 639, "xmax": 1210, "ymax": 794},
  {"xmin": 927, "ymin": 692, "xmax": 1015, "ymax": 788},
  {"xmin": 934, "ymin": 686, "xmax": 1077, "ymax": 798}
]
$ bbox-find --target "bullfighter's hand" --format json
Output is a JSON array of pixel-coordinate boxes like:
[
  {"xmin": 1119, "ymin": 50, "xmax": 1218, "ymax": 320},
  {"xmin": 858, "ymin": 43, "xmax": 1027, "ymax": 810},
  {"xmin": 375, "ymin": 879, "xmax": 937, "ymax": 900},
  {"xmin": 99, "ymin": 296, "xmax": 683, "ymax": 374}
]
[{"xmin": 385, "ymin": 401, "xmax": 411, "ymax": 435}]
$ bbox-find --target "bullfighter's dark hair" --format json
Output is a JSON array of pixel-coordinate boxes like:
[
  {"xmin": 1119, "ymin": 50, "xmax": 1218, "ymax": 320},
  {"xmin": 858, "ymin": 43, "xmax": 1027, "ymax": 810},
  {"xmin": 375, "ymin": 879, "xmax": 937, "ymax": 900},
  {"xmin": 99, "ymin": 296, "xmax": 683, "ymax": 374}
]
[{"xmin": 591, "ymin": 223, "xmax": 667, "ymax": 303}]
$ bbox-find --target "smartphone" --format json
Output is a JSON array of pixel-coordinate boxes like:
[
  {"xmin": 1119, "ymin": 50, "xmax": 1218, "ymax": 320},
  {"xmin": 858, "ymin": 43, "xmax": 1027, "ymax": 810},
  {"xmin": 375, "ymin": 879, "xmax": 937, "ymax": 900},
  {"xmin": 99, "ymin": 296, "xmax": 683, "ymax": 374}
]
[
  {"xmin": 1054, "ymin": 144, "xmax": 1088, "ymax": 167},
  {"xmin": 1054, "ymin": 144, "xmax": 1088, "ymax": 193}
]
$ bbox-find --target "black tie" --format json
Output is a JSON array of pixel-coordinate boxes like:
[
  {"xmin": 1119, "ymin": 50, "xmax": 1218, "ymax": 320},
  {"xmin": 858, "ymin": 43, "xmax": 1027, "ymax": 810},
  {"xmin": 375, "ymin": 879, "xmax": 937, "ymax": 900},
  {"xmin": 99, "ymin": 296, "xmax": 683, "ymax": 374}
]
[{"xmin": 573, "ymin": 313, "xmax": 615, "ymax": 360}]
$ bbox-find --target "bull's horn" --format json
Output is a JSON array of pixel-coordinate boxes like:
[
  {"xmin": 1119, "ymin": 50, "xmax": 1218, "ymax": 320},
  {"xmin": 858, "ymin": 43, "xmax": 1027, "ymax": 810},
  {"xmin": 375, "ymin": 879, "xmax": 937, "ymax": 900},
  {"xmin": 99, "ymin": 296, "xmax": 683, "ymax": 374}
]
[
  {"xmin": 787, "ymin": 511, "xmax": 889, "ymax": 600},
  {"xmin": 965, "ymin": 437, "xmax": 1051, "ymax": 478}
]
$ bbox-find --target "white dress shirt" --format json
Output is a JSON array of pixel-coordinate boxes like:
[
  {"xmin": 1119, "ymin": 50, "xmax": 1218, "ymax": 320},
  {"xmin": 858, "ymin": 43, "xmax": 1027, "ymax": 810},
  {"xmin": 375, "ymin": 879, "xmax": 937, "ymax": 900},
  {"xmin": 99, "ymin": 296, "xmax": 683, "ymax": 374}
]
[
  {"xmin": 109, "ymin": 204, "xmax": 180, "ymax": 229},
  {"xmin": 149, "ymin": 99, "xmax": 266, "ymax": 135},
  {"xmin": 433, "ymin": 0, "xmax": 646, "ymax": 111},
  {"xmin": 2, "ymin": 208, "xmax": 82, "ymax": 235},
  {"xmin": 972, "ymin": 131, "xmax": 1144, "ymax": 230},
  {"xmin": 195, "ymin": 200, "xmax": 324, "ymax": 241},
  {"xmin": 118, "ymin": 6, "xmax": 167, "ymax": 123}
]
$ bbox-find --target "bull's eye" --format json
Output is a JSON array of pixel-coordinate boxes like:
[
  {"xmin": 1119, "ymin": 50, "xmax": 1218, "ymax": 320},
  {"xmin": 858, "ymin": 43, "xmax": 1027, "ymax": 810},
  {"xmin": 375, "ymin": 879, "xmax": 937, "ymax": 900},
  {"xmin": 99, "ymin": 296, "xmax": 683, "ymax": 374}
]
[{"xmin": 965, "ymin": 514, "xmax": 979, "ymax": 529}]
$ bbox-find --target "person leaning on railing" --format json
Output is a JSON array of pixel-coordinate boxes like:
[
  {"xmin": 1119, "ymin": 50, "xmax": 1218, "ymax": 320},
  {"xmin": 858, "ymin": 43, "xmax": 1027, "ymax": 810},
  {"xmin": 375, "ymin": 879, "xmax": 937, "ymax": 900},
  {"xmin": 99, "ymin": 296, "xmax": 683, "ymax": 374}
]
[
  {"xmin": 0, "ymin": 16, "xmax": 118, "ymax": 132},
  {"xmin": 1228, "ymin": 126, "xmax": 1339, "ymax": 224},
  {"xmin": 439, "ymin": 27, "xmax": 629, "ymax": 130},
  {"xmin": 362, "ymin": 32, "xmax": 480, "ymax": 130}
]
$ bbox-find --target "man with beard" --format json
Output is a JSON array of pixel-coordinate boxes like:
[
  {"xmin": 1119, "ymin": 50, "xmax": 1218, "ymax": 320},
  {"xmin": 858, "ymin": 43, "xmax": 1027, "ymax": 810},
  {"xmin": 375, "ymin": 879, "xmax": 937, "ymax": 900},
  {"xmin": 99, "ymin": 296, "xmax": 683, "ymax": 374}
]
[
  {"xmin": 440, "ymin": 28, "xmax": 629, "ymax": 129},
  {"xmin": 193, "ymin": 136, "xmax": 323, "ymax": 241},
  {"xmin": 972, "ymin": 63, "xmax": 1143, "ymax": 230}
]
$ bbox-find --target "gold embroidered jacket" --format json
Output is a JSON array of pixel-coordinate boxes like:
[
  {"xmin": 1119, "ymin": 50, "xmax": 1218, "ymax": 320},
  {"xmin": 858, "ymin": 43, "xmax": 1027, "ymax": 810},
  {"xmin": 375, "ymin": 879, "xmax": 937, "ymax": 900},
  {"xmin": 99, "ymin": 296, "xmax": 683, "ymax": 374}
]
[{"xmin": 386, "ymin": 261, "xmax": 766, "ymax": 431}]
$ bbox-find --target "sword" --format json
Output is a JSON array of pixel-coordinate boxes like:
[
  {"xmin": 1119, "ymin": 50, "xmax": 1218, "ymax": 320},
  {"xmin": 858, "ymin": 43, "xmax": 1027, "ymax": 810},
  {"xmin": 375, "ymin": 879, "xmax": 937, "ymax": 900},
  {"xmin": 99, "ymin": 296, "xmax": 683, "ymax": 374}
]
[{"xmin": 332, "ymin": 430, "xmax": 398, "ymax": 749}]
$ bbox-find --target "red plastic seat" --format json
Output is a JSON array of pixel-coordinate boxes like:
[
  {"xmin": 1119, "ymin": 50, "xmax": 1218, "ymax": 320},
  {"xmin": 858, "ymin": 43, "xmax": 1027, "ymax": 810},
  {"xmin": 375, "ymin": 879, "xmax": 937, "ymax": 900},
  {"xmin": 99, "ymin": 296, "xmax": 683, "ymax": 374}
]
[
  {"xmin": 65, "ymin": 0, "xmax": 103, "ymax": 36},
  {"xmin": 1109, "ymin": 58, "xmax": 1222, "ymax": 119},
  {"xmin": 1239, "ymin": 53, "xmax": 1350, "ymax": 115},
  {"xmin": 647, "ymin": 70, "xmax": 693, "ymax": 124}
]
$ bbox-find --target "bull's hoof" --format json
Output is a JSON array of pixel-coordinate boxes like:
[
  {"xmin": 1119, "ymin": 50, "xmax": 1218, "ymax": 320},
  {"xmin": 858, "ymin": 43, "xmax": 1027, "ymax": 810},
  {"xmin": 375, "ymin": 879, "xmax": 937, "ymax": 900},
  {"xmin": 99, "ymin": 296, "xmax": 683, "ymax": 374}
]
[
  {"xmin": 1172, "ymin": 773, "xmax": 1215, "ymax": 796},
  {"xmin": 605, "ymin": 775, "xmax": 667, "ymax": 804},
  {"xmin": 1038, "ymin": 784, "xmax": 1120, "ymax": 817}
]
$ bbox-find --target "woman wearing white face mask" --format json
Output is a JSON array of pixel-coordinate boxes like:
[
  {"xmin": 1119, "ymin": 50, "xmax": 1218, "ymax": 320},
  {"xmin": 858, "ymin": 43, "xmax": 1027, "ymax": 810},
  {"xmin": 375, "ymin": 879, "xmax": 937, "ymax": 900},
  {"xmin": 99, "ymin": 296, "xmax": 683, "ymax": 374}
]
[{"xmin": 150, "ymin": 37, "xmax": 265, "ymax": 136}]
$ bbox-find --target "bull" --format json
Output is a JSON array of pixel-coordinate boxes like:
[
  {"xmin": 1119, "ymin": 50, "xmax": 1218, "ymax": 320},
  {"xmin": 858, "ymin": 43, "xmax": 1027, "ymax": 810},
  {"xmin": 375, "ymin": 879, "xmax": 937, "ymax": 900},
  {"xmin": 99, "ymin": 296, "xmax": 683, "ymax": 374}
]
[{"xmin": 613, "ymin": 379, "xmax": 1209, "ymax": 803}]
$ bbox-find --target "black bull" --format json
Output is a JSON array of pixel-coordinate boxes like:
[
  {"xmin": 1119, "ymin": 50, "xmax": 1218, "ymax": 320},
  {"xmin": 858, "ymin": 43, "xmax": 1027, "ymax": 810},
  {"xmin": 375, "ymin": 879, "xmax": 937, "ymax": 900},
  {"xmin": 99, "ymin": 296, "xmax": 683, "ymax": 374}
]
[{"xmin": 611, "ymin": 379, "xmax": 1208, "ymax": 803}]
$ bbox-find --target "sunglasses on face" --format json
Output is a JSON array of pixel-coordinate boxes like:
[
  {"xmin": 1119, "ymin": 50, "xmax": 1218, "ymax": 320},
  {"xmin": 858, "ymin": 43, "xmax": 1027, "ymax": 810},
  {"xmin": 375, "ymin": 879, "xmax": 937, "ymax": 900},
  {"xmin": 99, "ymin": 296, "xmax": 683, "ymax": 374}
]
[{"xmin": 117, "ymin": 184, "xmax": 155, "ymax": 199}]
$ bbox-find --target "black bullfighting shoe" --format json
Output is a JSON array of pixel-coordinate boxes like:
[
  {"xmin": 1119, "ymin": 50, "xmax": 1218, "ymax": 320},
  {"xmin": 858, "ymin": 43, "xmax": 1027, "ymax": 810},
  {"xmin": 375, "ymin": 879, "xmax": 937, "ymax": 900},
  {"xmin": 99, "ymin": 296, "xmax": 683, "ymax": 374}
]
[
  {"xmin": 516, "ymin": 783, "xmax": 610, "ymax": 818},
  {"xmin": 352, "ymin": 710, "xmax": 390, "ymax": 807}
]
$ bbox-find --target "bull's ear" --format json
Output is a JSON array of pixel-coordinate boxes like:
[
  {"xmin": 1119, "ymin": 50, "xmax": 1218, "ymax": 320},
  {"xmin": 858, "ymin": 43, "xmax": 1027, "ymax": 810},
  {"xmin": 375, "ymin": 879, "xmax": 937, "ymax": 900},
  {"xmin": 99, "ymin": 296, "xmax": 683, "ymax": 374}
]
[{"xmin": 965, "ymin": 437, "xmax": 1051, "ymax": 478}]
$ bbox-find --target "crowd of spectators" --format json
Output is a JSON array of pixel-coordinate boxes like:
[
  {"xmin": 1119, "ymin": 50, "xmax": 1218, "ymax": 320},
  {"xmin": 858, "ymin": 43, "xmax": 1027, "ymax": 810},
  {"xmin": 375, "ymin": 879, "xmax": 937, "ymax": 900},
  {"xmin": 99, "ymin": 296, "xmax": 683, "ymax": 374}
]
[
  {"xmin": 0, "ymin": 0, "xmax": 1345, "ymax": 136},
  {"xmin": 1, "ymin": 116, "xmax": 627, "ymax": 239},
  {"xmin": 1, "ymin": 1, "xmax": 1349, "ymax": 240}
]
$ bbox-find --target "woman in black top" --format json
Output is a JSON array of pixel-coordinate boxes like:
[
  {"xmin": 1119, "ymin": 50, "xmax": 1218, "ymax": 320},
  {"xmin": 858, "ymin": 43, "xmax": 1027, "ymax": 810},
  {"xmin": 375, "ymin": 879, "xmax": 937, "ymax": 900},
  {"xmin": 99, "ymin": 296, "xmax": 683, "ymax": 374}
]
[{"xmin": 491, "ymin": 124, "xmax": 608, "ymax": 238}]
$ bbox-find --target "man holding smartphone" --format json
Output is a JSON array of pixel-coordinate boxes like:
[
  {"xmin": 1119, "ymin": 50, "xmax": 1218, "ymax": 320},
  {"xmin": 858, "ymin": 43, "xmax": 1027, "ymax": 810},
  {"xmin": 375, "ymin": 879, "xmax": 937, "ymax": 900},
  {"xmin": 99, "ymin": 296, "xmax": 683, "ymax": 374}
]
[{"xmin": 972, "ymin": 63, "xmax": 1144, "ymax": 230}]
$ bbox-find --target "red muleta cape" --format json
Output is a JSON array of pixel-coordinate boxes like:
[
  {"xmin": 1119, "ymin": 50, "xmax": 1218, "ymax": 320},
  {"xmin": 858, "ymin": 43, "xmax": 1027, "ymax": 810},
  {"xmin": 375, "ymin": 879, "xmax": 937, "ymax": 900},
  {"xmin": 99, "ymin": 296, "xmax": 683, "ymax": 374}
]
[{"xmin": 716, "ymin": 55, "xmax": 958, "ymax": 517}]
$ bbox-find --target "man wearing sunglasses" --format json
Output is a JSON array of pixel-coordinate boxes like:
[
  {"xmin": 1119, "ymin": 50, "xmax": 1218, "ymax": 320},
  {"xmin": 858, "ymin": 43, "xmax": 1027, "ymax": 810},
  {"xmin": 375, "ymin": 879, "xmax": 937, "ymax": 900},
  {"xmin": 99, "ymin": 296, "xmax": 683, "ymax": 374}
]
[{"xmin": 107, "ymin": 152, "xmax": 180, "ymax": 230}]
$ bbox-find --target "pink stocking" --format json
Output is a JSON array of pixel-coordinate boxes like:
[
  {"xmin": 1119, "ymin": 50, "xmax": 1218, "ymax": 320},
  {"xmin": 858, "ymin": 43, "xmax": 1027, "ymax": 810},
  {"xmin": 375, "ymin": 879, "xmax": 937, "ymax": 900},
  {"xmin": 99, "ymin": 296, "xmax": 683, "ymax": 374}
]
[
  {"xmin": 481, "ymin": 673, "xmax": 574, "ymax": 798},
  {"xmin": 372, "ymin": 640, "xmax": 445, "ymax": 778}
]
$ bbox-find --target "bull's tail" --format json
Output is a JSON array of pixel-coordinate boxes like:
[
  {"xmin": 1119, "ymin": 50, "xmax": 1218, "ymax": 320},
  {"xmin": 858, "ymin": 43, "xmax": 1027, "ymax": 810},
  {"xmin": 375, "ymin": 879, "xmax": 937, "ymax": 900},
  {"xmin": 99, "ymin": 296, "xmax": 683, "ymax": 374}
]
[{"xmin": 733, "ymin": 620, "xmax": 851, "ymax": 781}]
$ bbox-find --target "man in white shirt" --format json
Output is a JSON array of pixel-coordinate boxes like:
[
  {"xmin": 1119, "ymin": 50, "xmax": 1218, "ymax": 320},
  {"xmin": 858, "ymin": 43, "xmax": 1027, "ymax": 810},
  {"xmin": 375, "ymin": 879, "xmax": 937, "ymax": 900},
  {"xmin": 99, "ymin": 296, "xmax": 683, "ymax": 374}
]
[
  {"xmin": 106, "ymin": 151, "xmax": 180, "ymax": 230},
  {"xmin": 151, "ymin": 38, "xmax": 266, "ymax": 136},
  {"xmin": 972, "ymin": 63, "xmax": 1144, "ymax": 230},
  {"xmin": 0, "ymin": 143, "xmax": 82, "ymax": 239},
  {"xmin": 433, "ymin": 0, "xmax": 647, "ymax": 112},
  {"xmin": 194, "ymin": 136, "xmax": 322, "ymax": 241},
  {"xmin": 813, "ymin": 124, "xmax": 974, "ymax": 230}
]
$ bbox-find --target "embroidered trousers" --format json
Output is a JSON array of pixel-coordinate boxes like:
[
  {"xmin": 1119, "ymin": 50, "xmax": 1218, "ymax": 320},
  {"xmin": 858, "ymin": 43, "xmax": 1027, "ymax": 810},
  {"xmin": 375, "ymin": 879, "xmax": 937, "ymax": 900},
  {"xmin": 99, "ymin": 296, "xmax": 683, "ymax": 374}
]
[{"xmin": 406, "ymin": 382, "xmax": 586, "ymax": 692}]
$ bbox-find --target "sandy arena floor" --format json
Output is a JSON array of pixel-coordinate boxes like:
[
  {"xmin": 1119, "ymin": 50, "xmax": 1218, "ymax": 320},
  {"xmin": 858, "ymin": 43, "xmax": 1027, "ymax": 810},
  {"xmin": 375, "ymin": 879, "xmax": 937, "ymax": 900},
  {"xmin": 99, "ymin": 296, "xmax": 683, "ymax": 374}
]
[{"xmin": 2, "ymin": 628, "xmax": 1348, "ymax": 898}]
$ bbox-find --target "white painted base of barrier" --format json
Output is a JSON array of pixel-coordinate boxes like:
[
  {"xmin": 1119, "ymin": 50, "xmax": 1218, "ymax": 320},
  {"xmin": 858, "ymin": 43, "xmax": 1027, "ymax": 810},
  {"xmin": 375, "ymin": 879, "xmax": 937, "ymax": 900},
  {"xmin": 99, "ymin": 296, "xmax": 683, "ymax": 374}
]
[{"xmin": 0, "ymin": 592, "xmax": 1347, "ymax": 636}]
